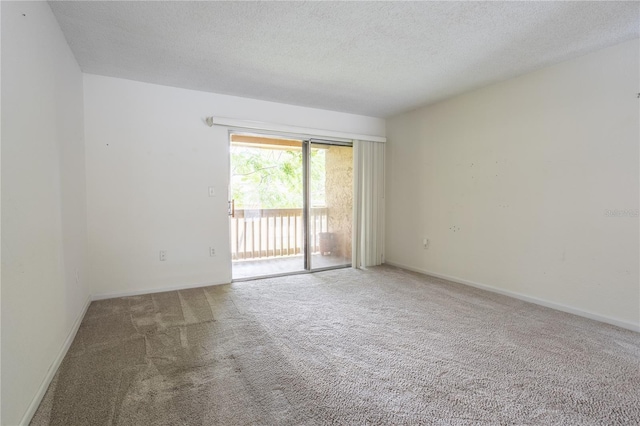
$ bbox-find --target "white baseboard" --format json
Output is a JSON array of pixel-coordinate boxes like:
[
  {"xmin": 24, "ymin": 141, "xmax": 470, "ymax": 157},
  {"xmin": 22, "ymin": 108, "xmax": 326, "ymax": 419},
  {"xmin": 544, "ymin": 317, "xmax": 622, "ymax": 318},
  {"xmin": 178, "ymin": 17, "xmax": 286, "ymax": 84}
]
[
  {"xmin": 383, "ymin": 260, "xmax": 640, "ymax": 333},
  {"xmin": 19, "ymin": 294, "xmax": 92, "ymax": 426},
  {"xmin": 92, "ymin": 279, "xmax": 230, "ymax": 301}
]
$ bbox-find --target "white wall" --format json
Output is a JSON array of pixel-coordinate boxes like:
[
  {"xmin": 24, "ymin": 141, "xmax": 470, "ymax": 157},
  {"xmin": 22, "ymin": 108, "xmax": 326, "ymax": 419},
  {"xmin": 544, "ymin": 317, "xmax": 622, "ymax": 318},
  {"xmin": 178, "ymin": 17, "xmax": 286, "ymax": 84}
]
[
  {"xmin": 1, "ymin": 2, "xmax": 90, "ymax": 425},
  {"xmin": 386, "ymin": 39, "xmax": 640, "ymax": 330},
  {"xmin": 83, "ymin": 74, "xmax": 385, "ymax": 297}
]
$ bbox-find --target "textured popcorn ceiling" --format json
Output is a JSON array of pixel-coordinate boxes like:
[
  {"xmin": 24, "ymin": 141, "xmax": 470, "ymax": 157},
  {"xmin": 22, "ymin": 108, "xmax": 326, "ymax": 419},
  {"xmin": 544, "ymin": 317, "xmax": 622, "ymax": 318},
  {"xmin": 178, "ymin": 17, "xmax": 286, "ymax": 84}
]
[{"xmin": 48, "ymin": 1, "xmax": 639, "ymax": 117}]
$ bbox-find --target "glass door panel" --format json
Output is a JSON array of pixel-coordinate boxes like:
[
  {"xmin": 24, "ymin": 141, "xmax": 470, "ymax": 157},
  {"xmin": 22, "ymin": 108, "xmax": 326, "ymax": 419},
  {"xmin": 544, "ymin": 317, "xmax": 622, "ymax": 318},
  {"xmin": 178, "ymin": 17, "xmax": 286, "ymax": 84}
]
[
  {"xmin": 308, "ymin": 141, "xmax": 353, "ymax": 270},
  {"xmin": 230, "ymin": 134, "xmax": 305, "ymax": 279}
]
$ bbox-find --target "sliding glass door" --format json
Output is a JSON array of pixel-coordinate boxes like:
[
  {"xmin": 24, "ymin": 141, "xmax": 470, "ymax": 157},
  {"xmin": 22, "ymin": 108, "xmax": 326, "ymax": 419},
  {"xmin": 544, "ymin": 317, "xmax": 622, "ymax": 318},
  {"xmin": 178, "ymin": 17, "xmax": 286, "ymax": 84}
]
[
  {"xmin": 229, "ymin": 133, "xmax": 352, "ymax": 280},
  {"xmin": 229, "ymin": 134, "xmax": 305, "ymax": 279},
  {"xmin": 307, "ymin": 140, "xmax": 353, "ymax": 270}
]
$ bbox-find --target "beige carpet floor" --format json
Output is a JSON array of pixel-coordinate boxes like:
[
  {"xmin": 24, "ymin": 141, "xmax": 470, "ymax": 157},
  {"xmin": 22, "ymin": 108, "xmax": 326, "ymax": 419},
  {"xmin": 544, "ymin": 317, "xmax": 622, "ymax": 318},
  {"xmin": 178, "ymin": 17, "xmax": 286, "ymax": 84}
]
[{"xmin": 32, "ymin": 265, "xmax": 640, "ymax": 425}]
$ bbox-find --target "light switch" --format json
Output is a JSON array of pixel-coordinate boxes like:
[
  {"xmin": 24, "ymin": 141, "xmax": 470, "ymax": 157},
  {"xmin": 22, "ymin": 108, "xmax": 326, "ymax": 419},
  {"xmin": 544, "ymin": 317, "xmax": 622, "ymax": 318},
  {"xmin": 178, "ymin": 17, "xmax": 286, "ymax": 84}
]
[{"xmin": 208, "ymin": 186, "xmax": 215, "ymax": 197}]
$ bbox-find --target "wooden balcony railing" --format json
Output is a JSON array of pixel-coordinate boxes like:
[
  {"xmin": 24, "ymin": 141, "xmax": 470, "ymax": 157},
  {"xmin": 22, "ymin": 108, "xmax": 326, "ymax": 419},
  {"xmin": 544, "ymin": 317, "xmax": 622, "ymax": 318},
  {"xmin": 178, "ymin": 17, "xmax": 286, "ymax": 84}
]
[{"xmin": 231, "ymin": 208, "xmax": 328, "ymax": 260}]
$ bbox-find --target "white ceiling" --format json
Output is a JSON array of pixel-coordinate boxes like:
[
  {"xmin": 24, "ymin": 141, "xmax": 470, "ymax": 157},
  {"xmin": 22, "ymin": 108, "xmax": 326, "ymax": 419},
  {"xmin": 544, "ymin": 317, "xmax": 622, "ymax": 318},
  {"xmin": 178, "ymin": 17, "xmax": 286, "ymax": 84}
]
[{"xmin": 49, "ymin": 1, "xmax": 639, "ymax": 118}]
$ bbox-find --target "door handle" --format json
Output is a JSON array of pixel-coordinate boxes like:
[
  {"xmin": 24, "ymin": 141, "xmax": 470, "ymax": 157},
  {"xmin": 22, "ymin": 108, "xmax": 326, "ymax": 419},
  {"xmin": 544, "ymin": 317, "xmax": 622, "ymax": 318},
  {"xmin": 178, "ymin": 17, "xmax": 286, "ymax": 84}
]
[{"xmin": 228, "ymin": 199, "xmax": 235, "ymax": 217}]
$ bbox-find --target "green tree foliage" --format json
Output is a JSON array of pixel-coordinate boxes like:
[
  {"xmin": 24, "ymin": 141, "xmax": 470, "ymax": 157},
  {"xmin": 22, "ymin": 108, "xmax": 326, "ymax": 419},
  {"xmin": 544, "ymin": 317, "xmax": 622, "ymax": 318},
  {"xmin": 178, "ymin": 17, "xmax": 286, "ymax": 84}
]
[{"xmin": 231, "ymin": 146, "xmax": 325, "ymax": 209}]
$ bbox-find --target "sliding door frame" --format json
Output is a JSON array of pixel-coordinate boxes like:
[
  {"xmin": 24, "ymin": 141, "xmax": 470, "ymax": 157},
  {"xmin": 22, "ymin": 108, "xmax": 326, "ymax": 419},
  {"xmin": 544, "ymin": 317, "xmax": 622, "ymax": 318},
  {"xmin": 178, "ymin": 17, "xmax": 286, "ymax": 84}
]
[
  {"xmin": 228, "ymin": 129, "xmax": 353, "ymax": 281},
  {"xmin": 302, "ymin": 140, "xmax": 310, "ymax": 271},
  {"xmin": 305, "ymin": 138, "xmax": 354, "ymax": 273}
]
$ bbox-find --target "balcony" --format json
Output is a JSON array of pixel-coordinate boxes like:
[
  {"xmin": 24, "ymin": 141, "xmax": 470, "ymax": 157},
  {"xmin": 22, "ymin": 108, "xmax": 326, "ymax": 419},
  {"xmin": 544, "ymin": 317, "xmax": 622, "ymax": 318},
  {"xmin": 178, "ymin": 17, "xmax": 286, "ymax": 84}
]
[{"xmin": 231, "ymin": 207, "xmax": 350, "ymax": 278}]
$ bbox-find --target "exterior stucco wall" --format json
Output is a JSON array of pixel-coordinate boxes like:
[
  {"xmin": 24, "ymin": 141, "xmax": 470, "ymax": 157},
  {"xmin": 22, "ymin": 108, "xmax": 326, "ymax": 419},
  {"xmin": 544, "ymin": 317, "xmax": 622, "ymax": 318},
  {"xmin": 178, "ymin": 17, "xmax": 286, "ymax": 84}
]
[{"xmin": 325, "ymin": 146, "xmax": 353, "ymax": 260}]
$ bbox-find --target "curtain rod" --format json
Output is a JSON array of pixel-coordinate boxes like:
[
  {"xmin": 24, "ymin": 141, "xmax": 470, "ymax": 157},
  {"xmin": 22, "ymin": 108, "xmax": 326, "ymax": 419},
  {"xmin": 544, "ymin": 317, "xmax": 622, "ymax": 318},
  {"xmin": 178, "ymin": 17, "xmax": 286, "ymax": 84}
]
[{"xmin": 204, "ymin": 116, "xmax": 386, "ymax": 143}]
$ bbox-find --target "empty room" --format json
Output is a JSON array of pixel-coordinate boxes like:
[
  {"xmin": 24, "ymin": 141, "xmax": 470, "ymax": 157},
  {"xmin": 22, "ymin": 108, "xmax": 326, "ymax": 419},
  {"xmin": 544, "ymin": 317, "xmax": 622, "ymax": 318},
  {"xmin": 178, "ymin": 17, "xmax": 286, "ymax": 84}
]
[{"xmin": 2, "ymin": 1, "xmax": 639, "ymax": 425}]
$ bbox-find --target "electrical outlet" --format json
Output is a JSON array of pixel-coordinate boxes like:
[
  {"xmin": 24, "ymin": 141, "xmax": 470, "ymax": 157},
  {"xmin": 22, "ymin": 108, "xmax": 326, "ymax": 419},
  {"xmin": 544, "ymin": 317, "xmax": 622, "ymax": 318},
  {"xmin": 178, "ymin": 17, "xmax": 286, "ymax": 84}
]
[
  {"xmin": 210, "ymin": 247, "xmax": 216, "ymax": 257},
  {"xmin": 160, "ymin": 250, "xmax": 166, "ymax": 261},
  {"xmin": 422, "ymin": 238, "xmax": 430, "ymax": 250}
]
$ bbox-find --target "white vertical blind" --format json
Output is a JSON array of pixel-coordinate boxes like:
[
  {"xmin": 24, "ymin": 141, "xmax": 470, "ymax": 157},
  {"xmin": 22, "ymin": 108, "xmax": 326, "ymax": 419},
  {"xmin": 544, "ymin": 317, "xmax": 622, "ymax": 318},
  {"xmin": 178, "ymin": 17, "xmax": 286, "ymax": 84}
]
[{"xmin": 353, "ymin": 140, "xmax": 385, "ymax": 268}]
